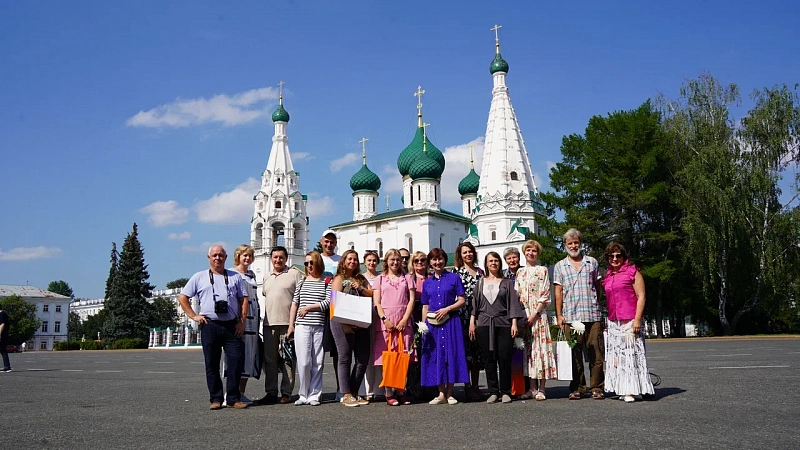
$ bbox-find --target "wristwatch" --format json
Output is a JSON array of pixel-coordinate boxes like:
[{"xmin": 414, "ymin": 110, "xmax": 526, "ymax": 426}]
[{"xmin": 381, "ymin": 316, "xmax": 387, "ymax": 321}]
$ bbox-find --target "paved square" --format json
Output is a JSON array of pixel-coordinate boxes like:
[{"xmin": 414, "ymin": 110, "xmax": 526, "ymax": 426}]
[{"xmin": 1, "ymin": 338, "xmax": 798, "ymax": 449}]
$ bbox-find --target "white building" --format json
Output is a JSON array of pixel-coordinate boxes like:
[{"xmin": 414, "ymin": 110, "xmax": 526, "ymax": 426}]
[
  {"xmin": 0, "ymin": 284, "xmax": 70, "ymax": 351},
  {"xmin": 70, "ymin": 297, "xmax": 105, "ymax": 322},
  {"xmin": 330, "ymin": 29, "xmax": 546, "ymax": 262},
  {"xmin": 250, "ymin": 83, "xmax": 309, "ymax": 291}
]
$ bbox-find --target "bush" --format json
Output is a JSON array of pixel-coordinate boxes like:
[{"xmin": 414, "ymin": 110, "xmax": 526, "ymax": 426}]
[
  {"xmin": 110, "ymin": 338, "xmax": 148, "ymax": 350},
  {"xmin": 55, "ymin": 341, "xmax": 81, "ymax": 351},
  {"xmin": 80, "ymin": 340, "xmax": 105, "ymax": 350}
]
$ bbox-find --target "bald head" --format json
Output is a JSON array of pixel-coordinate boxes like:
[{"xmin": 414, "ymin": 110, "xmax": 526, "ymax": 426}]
[{"xmin": 207, "ymin": 245, "xmax": 227, "ymax": 273}]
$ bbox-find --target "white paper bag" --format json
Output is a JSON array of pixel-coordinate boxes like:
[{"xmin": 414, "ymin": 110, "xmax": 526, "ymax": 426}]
[
  {"xmin": 555, "ymin": 334, "xmax": 573, "ymax": 381},
  {"xmin": 330, "ymin": 290, "xmax": 373, "ymax": 328}
]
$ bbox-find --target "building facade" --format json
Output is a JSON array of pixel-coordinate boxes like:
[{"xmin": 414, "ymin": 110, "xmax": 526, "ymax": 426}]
[{"xmin": 0, "ymin": 285, "xmax": 70, "ymax": 351}]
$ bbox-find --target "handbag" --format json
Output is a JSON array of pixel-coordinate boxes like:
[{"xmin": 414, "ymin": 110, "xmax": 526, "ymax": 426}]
[
  {"xmin": 426, "ymin": 312, "xmax": 450, "ymax": 326},
  {"xmin": 379, "ymin": 331, "xmax": 410, "ymax": 390},
  {"xmin": 555, "ymin": 329, "xmax": 572, "ymax": 381}
]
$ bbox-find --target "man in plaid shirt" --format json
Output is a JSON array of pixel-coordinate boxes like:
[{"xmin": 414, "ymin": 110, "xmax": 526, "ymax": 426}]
[{"xmin": 553, "ymin": 228, "xmax": 605, "ymax": 400}]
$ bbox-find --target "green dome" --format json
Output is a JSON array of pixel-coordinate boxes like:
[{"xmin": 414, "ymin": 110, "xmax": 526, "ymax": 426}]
[
  {"xmin": 458, "ymin": 168, "xmax": 480, "ymax": 195},
  {"xmin": 271, "ymin": 104, "xmax": 290, "ymax": 122},
  {"xmin": 349, "ymin": 163, "xmax": 381, "ymax": 192},
  {"xmin": 408, "ymin": 150, "xmax": 444, "ymax": 180},
  {"xmin": 397, "ymin": 126, "xmax": 445, "ymax": 177},
  {"xmin": 490, "ymin": 53, "xmax": 509, "ymax": 74}
]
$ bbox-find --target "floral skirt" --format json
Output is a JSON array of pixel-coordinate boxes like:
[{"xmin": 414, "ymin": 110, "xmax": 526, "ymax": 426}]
[
  {"xmin": 523, "ymin": 313, "xmax": 557, "ymax": 380},
  {"xmin": 605, "ymin": 319, "xmax": 655, "ymax": 396}
]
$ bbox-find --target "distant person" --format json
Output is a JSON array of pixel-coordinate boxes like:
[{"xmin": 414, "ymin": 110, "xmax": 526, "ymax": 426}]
[
  {"xmin": 330, "ymin": 249, "xmax": 374, "ymax": 407},
  {"xmin": 178, "ymin": 245, "xmax": 250, "ymax": 410},
  {"xmin": 515, "ymin": 240, "xmax": 557, "ymax": 401},
  {"xmin": 231, "ymin": 244, "xmax": 261, "ymax": 405},
  {"xmin": 287, "ymin": 251, "xmax": 331, "ymax": 406},
  {"xmin": 0, "ymin": 305, "xmax": 11, "ymax": 372},
  {"xmin": 261, "ymin": 245, "xmax": 303, "ymax": 405},
  {"xmin": 554, "ymin": 229, "xmax": 605, "ymax": 400},
  {"xmin": 420, "ymin": 248, "xmax": 469, "ymax": 405},
  {"xmin": 601, "ymin": 242, "xmax": 654, "ymax": 402},
  {"xmin": 454, "ymin": 242, "xmax": 485, "ymax": 401},
  {"xmin": 502, "ymin": 247, "xmax": 523, "ymax": 280}
]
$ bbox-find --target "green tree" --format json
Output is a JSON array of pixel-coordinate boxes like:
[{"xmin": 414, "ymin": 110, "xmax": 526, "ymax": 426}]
[
  {"xmin": 0, "ymin": 295, "xmax": 40, "ymax": 345},
  {"xmin": 542, "ymin": 101, "xmax": 686, "ymax": 336},
  {"xmin": 662, "ymin": 73, "xmax": 800, "ymax": 334},
  {"xmin": 103, "ymin": 223, "xmax": 155, "ymax": 341},
  {"xmin": 313, "ymin": 241, "xmax": 324, "ymax": 253},
  {"xmin": 82, "ymin": 309, "xmax": 108, "ymax": 341},
  {"xmin": 47, "ymin": 280, "xmax": 74, "ymax": 299},
  {"xmin": 165, "ymin": 278, "xmax": 189, "ymax": 290},
  {"xmin": 148, "ymin": 296, "xmax": 179, "ymax": 329},
  {"xmin": 67, "ymin": 311, "xmax": 83, "ymax": 341},
  {"xmin": 105, "ymin": 242, "xmax": 118, "ymax": 300}
]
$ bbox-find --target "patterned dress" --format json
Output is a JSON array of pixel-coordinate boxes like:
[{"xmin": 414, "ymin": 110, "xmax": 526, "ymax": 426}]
[
  {"xmin": 515, "ymin": 266, "xmax": 556, "ymax": 380},
  {"xmin": 454, "ymin": 266, "xmax": 484, "ymax": 369}
]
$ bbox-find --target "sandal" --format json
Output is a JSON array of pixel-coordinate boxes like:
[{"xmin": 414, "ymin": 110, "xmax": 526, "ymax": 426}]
[
  {"xmin": 592, "ymin": 391, "xmax": 605, "ymax": 400},
  {"xmin": 429, "ymin": 397, "xmax": 447, "ymax": 405},
  {"xmin": 398, "ymin": 394, "xmax": 411, "ymax": 405},
  {"xmin": 518, "ymin": 391, "xmax": 535, "ymax": 400},
  {"xmin": 386, "ymin": 396, "xmax": 399, "ymax": 406},
  {"xmin": 535, "ymin": 390, "xmax": 546, "ymax": 401},
  {"xmin": 569, "ymin": 391, "xmax": 582, "ymax": 400}
]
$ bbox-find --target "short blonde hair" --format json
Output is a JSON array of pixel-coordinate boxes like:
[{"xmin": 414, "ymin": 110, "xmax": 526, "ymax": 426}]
[
  {"xmin": 522, "ymin": 239, "xmax": 543, "ymax": 254},
  {"xmin": 233, "ymin": 244, "xmax": 255, "ymax": 265},
  {"xmin": 410, "ymin": 251, "xmax": 428, "ymax": 274}
]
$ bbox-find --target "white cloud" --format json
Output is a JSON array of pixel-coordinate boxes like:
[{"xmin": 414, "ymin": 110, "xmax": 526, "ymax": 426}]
[
  {"xmin": 293, "ymin": 152, "xmax": 314, "ymax": 162},
  {"xmin": 125, "ymin": 87, "xmax": 278, "ymax": 128},
  {"xmin": 194, "ymin": 178, "xmax": 260, "ymax": 224},
  {"xmin": 440, "ymin": 137, "xmax": 485, "ymax": 206},
  {"xmin": 305, "ymin": 195, "xmax": 335, "ymax": 217},
  {"xmin": 330, "ymin": 152, "xmax": 359, "ymax": 173},
  {"xmin": 0, "ymin": 246, "xmax": 62, "ymax": 261},
  {"xmin": 381, "ymin": 165, "xmax": 403, "ymax": 195},
  {"xmin": 182, "ymin": 241, "xmax": 229, "ymax": 254},
  {"xmin": 167, "ymin": 231, "xmax": 191, "ymax": 240},
  {"xmin": 140, "ymin": 200, "xmax": 189, "ymax": 227}
]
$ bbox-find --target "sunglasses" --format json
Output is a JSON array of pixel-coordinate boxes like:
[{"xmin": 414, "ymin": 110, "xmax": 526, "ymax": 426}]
[
  {"xmin": 413, "ymin": 259, "xmax": 427, "ymax": 264},
  {"xmin": 608, "ymin": 253, "xmax": 623, "ymax": 260},
  {"xmin": 304, "ymin": 261, "xmax": 314, "ymax": 266}
]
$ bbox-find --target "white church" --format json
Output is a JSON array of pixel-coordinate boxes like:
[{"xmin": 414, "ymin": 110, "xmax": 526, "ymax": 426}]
[{"xmin": 249, "ymin": 27, "xmax": 547, "ymax": 285}]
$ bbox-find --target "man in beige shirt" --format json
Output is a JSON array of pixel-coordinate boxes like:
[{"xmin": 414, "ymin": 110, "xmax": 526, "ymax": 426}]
[{"xmin": 260, "ymin": 246, "xmax": 303, "ymax": 404}]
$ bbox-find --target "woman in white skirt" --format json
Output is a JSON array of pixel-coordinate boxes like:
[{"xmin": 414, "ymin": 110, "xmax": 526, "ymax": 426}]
[
  {"xmin": 601, "ymin": 242, "xmax": 654, "ymax": 403},
  {"xmin": 231, "ymin": 244, "xmax": 261, "ymax": 404}
]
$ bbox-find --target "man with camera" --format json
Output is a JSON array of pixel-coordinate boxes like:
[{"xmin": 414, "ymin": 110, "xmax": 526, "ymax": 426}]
[{"xmin": 179, "ymin": 245, "xmax": 250, "ymax": 410}]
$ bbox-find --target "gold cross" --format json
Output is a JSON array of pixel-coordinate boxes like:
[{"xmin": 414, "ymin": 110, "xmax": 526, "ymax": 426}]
[
  {"xmin": 277, "ymin": 81, "xmax": 285, "ymax": 104},
  {"xmin": 491, "ymin": 24, "xmax": 502, "ymax": 52},
  {"xmin": 469, "ymin": 143, "xmax": 475, "ymax": 169},
  {"xmin": 359, "ymin": 137, "xmax": 369, "ymax": 164}
]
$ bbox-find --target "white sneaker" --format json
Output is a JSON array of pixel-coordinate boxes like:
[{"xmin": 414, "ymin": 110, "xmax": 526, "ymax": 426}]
[
  {"xmin": 309, "ymin": 399, "xmax": 321, "ymax": 406},
  {"xmin": 294, "ymin": 399, "xmax": 306, "ymax": 406},
  {"xmin": 624, "ymin": 395, "xmax": 635, "ymax": 403},
  {"xmin": 240, "ymin": 395, "xmax": 252, "ymax": 405}
]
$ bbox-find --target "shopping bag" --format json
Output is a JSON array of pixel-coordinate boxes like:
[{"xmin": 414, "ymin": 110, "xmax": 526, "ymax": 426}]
[
  {"xmin": 379, "ymin": 332, "xmax": 410, "ymax": 390},
  {"xmin": 510, "ymin": 349, "xmax": 526, "ymax": 395},
  {"xmin": 555, "ymin": 329, "xmax": 573, "ymax": 381},
  {"xmin": 330, "ymin": 290, "xmax": 373, "ymax": 328}
]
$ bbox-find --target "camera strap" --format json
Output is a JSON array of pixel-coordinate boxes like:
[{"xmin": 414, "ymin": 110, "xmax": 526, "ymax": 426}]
[{"xmin": 208, "ymin": 269, "xmax": 229, "ymax": 286}]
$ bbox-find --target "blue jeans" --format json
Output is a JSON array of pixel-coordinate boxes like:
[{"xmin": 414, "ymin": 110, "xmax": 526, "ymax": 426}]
[
  {"xmin": 201, "ymin": 320, "xmax": 244, "ymax": 404},
  {"xmin": 1, "ymin": 343, "xmax": 10, "ymax": 370}
]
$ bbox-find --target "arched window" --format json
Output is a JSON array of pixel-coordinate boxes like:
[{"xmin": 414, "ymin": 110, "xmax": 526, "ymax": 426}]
[
  {"xmin": 378, "ymin": 241, "xmax": 384, "ymax": 257},
  {"xmin": 357, "ymin": 197, "xmax": 360, "ymax": 212},
  {"xmin": 434, "ymin": 186, "xmax": 437, "ymax": 201},
  {"xmin": 277, "ymin": 177, "xmax": 281, "ymax": 183},
  {"xmin": 491, "ymin": 231, "xmax": 497, "ymax": 241},
  {"xmin": 294, "ymin": 202, "xmax": 299, "ymax": 211},
  {"xmin": 417, "ymin": 185, "xmax": 421, "ymax": 200},
  {"xmin": 254, "ymin": 223, "xmax": 263, "ymax": 250},
  {"xmin": 275, "ymin": 200, "xmax": 282, "ymax": 209},
  {"xmin": 510, "ymin": 171, "xmax": 518, "ymax": 181},
  {"xmin": 439, "ymin": 233, "xmax": 445, "ymax": 249},
  {"xmin": 372, "ymin": 197, "xmax": 376, "ymax": 211},
  {"xmin": 409, "ymin": 186, "xmax": 414, "ymax": 206}
]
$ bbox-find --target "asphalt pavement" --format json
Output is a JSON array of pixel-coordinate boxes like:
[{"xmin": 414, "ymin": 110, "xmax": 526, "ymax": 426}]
[{"xmin": 1, "ymin": 338, "xmax": 798, "ymax": 449}]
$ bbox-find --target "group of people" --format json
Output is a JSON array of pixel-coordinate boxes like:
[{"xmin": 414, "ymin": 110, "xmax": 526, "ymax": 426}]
[{"xmin": 179, "ymin": 227, "xmax": 654, "ymax": 410}]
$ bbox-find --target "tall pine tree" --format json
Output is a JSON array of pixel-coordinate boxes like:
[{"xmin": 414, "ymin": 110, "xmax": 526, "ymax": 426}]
[
  {"xmin": 104, "ymin": 242, "xmax": 118, "ymax": 300},
  {"xmin": 103, "ymin": 224, "xmax": 154, "ymax": 341}
]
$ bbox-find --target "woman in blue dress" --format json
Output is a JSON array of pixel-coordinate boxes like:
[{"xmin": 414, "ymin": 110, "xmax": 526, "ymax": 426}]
[{"xmin": 420, "ymin": 248, "xmax": 469, "ymax": 405}]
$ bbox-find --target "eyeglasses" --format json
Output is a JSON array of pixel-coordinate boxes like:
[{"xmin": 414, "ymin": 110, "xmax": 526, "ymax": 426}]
[
  {"xmin": 608, "ymin": 253, "xmax": 623, "ymax": 260},
  {"xmin": 304, "ymin": 261, "xmax": 313, "ymax": 266},
  {"xmin": 413, "ymin": 259, "xmax": 426, "ymax": 264}
]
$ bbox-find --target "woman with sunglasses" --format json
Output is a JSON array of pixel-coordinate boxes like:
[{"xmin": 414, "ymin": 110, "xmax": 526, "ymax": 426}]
[
  {"xmin": 515, "ymin": 240, "xmax": 557, "ymax": 401},
  {"xmin": 601, "ymin": 242, "xmax": 654, "ymax": 403},
  {"xmin": 420, "ymin": 248, "xmax": 469, "ymax": 405},
  {"xmin": 372, "ymin": 249, "xmax": 416, "ymax": 405},
  {"xmin": 330, "ymin": 249, "xmax": 375, "ymax": 407},
  {"xmin": 287, "ymin": 251, "xmax": 331, "ymax": 406}
]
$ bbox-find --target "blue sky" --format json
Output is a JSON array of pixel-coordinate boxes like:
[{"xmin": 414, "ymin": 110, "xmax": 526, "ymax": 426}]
[{"xmin": 1, "ymin": 1, "xmax": 797, "ymax": 299}]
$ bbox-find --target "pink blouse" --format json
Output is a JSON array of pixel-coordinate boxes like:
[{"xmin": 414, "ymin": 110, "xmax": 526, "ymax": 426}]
[{"xmin": 602, "ymin": 261, "xmax": 639, "ymax": 321}]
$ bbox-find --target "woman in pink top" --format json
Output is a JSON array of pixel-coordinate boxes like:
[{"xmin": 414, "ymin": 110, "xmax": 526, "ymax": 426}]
[
  {"xmin": 373, "ymin": 249, "xmax": 417, "ymax": 405},
  {"xmin": 601, "ymin": 242, "xmax": 655, "ymax": 402}
]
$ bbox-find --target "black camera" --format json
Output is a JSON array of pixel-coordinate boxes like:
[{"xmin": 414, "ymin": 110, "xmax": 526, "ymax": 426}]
[{"xmin": 214, "ymin": 299, "xmax": 228, "ymax": 314}]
